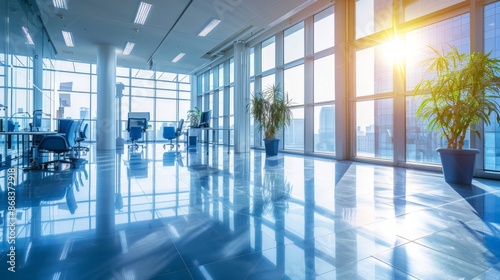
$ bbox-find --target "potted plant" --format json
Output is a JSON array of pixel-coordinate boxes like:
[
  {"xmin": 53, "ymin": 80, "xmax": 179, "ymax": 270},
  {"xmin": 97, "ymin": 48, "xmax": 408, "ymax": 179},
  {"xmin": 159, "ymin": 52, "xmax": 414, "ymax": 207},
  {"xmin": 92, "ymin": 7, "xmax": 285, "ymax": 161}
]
[
  {"xmin": 249, "ymin": 84, "xmax": 293, "ymax": 156},
  {"xmin": 414, "ymin": 45, "xmax": 500, "ymax": 184},
  {"xmin": 187, "ymin": 107, "xmax": 201, "ymax": 128}
]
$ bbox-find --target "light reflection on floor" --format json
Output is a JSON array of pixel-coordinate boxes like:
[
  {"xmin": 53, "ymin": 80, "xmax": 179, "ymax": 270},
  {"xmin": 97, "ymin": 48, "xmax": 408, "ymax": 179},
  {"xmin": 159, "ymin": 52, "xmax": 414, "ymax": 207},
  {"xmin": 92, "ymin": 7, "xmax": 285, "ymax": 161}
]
[{"xmin": 0, "ymin": 143, "xmax": 499, "ymax": 279}]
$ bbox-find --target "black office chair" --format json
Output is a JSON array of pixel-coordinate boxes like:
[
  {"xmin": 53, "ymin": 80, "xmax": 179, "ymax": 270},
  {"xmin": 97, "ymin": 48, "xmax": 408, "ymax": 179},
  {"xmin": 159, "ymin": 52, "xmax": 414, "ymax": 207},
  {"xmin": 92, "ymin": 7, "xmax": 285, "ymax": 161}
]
[
  {"xmin": 163, "ymin": 119, "xmax": 184, "ymax": 149},
  {"xmin": 38, "ymin": 120, "xmax": 78, "ymax": 170}
]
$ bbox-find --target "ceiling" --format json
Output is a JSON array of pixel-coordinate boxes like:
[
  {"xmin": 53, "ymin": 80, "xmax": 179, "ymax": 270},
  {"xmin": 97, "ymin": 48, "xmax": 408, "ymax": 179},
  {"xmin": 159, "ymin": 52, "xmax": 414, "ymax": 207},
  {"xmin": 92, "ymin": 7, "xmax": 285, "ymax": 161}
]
[{"xmin": 30, "ymin": 0, "xmax": 321, "ymax": 74}]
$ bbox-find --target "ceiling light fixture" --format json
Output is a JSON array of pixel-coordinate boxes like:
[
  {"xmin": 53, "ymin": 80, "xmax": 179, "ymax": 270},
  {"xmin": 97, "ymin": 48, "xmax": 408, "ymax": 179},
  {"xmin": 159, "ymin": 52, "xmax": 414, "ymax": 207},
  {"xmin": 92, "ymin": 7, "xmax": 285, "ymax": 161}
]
[
  {"xmin": 134, "ymin": 2, "xmax": 152, "ymax": 25},
  {"xmin": 53, "ymin": 0, "xmax": 67, "ymax": 9},
  {"xmin": 172, "ymin": 53, "xmax": 185, "ymax": 63},
  {"xmin": 123, "ymin": 42, "xmax": 135, "ymax": 55},
  {"xmin": 198, "ymin": 19, "xmax": 221, "ymax": 37},
  {"xmin": 22, "ymin": 26, "xmax": 34, "ymax": 45},
  {"xmin": 62, "ymin": 31, "xmax": 74, "ymax": 47}
]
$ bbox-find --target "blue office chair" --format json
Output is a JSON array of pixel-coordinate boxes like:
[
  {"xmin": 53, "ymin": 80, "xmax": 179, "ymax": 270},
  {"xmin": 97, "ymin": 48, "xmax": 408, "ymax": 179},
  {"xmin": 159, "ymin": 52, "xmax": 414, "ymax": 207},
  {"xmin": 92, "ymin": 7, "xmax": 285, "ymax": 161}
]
[
  {"xmin": 38, "ymin": 120, "xmax": 77, "ymax": 170},
  {"xmin": 129, "ymin": 126, "xmax": 143, "ymax": 150},
  {"xmin": 163, "ymin": 119, "xmax": 184, "ymax": 149},
  {"xmin": 74, "ymin": 123, "xmax": 89, "ymax": 154},
  {"xmin": 163, "ymin": 127, "xmax": 176, "ymax": 149}
]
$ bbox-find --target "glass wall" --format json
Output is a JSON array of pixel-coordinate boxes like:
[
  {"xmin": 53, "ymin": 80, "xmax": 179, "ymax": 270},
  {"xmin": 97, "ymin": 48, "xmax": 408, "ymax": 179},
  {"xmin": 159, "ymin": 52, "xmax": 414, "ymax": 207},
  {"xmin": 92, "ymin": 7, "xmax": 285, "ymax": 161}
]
[
  {"xmin": 43, "ymin": 61, "xmax": 190, "ymax": 142},
  {"xmin": 0, "ymin": 0, "xmax": 57, "ymax": 165},
  {"xmin": 354, "ymin": 44, "xmax": 393, "ymax": 159},
  {"xmin": 192, "ymin": 0, "xmax": 500, "ymax": 178},
  {"xmin": 405, "ymin": 14, "xmax": 470, "ymax": 164},
  {"xmin": 484, "ymin": 2, "xmax": 500, "ymax": 171}
]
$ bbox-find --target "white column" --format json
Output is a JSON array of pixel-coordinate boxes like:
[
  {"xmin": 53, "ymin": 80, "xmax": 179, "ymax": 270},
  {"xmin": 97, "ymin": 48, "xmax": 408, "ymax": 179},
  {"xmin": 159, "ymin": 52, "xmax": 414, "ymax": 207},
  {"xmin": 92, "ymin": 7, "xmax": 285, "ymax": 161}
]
[
  {"xmin": 96, "ymin": 44, "xmax": 117, "ymax": 150},
  {"xmin": 233, "ymin": 41, "xmax": 250, "ymax": 153}
]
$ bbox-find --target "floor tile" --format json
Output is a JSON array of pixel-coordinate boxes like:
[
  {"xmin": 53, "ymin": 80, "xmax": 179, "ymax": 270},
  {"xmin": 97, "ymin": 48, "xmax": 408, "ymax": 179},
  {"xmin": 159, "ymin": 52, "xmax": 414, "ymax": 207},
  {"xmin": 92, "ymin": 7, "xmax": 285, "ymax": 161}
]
[{"xmin": 0, "ymin": 143, "xmax": 498, "ymax": 279}]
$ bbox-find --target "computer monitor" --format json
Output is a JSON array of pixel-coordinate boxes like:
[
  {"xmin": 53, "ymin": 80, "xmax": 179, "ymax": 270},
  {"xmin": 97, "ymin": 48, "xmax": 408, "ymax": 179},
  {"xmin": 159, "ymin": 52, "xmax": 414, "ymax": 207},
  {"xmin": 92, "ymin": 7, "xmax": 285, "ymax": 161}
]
[
  {"xmin": 199, "ymin": 110, "xmax": 211, "ymax": 128},
  {"xmin": 127, "ymin": 118, "xmax": 147, "ymax": 131},
  {"xmin": 32, "ymin": 110, "xmax": 43, "ymax": 131}
]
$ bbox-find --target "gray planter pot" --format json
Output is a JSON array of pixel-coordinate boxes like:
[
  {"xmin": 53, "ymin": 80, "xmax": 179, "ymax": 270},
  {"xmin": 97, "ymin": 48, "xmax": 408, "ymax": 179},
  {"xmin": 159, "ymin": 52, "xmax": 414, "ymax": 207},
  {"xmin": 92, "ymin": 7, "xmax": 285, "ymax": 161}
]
[{"xmin": 437, "ymin": 148, "xmax": 479, "ymax": 185}]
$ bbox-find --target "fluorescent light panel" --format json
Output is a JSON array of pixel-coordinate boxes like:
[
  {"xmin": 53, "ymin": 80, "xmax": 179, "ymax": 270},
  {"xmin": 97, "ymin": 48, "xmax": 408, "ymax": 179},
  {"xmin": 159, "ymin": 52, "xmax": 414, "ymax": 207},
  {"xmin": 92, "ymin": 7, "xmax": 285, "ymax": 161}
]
[
  {"xmin": 172, "ymin": 53, "xmax": 185, "ymax": 63},
  {"xmin": 198, "ymin": 19, "xmax": 221, "ymax": 37},
  {"xmin": 123, "ymin": 42, "xmax": 135, "ymax": 55},
  {"xmin": 62, "ymin": 31, "xmax": 74, "ymax": 47},
  {"xmin": 134, "ymin": 2, "xmax": 152, "ymax": 25},
  {"xmin": 22, "ymin": 26, "xmax": 34, "ymax": 45},
  {"xmin": 53, "ymin": 0, "xmax": 67, "ymax": 9}
]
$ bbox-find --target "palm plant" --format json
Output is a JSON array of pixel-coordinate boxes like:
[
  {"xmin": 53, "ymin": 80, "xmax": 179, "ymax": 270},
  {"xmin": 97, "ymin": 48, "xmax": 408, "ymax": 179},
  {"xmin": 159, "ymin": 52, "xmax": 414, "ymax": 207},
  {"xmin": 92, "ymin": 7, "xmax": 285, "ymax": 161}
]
[
  {"xmin": 249, "ymin": 84, "xmax": 293, "ymax": 139},
  {"xmin": 414, "ymin": 46, "xmax": 500, "ymax": 149},
  {"xmin": 187, "ymin": 107, "xmax": 201, "ymax": 127}
]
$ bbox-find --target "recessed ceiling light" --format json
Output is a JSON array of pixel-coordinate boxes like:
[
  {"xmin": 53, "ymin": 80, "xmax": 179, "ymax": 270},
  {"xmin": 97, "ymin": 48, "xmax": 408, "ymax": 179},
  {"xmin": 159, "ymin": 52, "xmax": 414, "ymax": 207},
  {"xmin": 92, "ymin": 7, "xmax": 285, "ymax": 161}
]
[
  {"xmin": 22, "ymin": 26, "xmax": 34, "ymax": 45},
  {"xmin": 62, "ymin": 31, "xmax": 74, "ymax": 47},
  {"xmin": 53, "ymin": 0, "xmax": 67, "ymax": 9},
  {"xmin": 198, "ymin": 19, "xmax": 221, "ymax": 37},
  {"xmin": 134, "ymin": 2, "xmax": 152, "ymax": 25},
  {"xmin": 172, "ymin": 53, "xmax": 185, "ymax": 63},
  {"xmin": 123, "ymin": 42, "xmax": 135, "ymax": 55}
]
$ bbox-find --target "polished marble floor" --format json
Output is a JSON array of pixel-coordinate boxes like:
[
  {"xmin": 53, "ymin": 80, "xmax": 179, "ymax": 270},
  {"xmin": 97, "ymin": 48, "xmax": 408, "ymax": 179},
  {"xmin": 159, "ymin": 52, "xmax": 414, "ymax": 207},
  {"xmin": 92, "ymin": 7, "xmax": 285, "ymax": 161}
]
[{"xmin": 0, "ymin": 143, "xmax": 499, "ymax": 279}]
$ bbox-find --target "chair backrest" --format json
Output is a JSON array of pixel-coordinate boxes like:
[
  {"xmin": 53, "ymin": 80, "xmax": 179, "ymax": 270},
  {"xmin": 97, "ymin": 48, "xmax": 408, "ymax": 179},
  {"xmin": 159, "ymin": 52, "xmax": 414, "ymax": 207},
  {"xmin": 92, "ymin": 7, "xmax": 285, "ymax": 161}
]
[
  {"xmin": 58, "ymin": 119, "xmax": 73, "ymax": 133},
  {"xmin": 64, "ymin": 120, "xmax": 77, "ymax": 147},
  {"xmin": 80, "ymin": 123, "xmax": 88, "ymax": 139},
  {"xmin": 163, "ymin": 126, "xmax": 176, "ymax": 140},
  {"xmin": 130, "ymin": 126, "xmax": 142, "ymax": 140},
  {"xmin": 74, "ymin": 120, "xmax": 83, "ymax": 140},
  {"xmin": 176, "ymin": 119, "xmax": 184, "ymax": 136}
]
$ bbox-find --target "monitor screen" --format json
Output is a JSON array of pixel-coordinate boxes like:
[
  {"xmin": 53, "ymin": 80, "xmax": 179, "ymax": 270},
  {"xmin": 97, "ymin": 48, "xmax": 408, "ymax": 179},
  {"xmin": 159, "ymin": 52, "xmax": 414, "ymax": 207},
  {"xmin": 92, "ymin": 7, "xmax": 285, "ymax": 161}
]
[
  {"xmin": 128, "ymin": 118, "xmax": 147, "ymax": 131},
  {"xmin": 32, "ymin": 110, "xmax": 43, "ymax": 131},
  {"xmin": 200, "ymin": 111, "xmax": 211, "ymax": 127}
]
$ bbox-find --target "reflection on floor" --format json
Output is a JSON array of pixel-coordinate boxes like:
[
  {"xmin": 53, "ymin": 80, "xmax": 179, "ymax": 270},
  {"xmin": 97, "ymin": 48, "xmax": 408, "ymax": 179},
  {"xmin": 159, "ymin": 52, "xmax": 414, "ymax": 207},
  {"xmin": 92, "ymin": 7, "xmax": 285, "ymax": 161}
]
[{"xmin": 0, "ymin": 143, "xmax": 499, "ymax": 279}]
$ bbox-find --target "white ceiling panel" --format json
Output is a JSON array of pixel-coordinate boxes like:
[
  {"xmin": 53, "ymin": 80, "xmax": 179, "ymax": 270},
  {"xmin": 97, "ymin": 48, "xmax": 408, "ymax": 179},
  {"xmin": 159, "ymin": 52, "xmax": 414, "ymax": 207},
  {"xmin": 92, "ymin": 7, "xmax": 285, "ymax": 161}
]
[{"xmin": 33, "ymin": 0, "xmax": 320, "ymax": 74}]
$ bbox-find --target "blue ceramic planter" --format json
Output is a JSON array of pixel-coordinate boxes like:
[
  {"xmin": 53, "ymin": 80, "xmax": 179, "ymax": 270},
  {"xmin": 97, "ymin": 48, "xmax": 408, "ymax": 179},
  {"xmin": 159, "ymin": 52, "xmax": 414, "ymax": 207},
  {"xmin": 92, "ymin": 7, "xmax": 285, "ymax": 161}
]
[
  {"xmin": 437, "ymin": 148, "xmax": 479, "ymax": 185},
  {"xmin": 264, "ymin": 138, "xmax": 280, "ymax": 157}
]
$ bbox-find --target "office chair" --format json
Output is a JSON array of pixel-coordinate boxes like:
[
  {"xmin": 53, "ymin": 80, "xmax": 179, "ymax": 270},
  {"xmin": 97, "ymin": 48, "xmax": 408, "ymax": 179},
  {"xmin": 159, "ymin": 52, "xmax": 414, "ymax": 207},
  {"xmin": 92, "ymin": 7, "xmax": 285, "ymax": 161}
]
[
  {"xmin": 163, "ymin": 119, "xmax": 184, "ymax": 149},
  {"xmin": 163, "ymin": 127, "xmax": 176, "ymax": 149},
  {"xmin": 74, "ymin": 123, "xmax": 89, "ymax": 154},
  {"xmin": 129, "ymin": 126, "xmax": 143, "ymax": 150},
  {"xmin": 38, "ymin": 120, "xmax": 77, "ymax": 170}
]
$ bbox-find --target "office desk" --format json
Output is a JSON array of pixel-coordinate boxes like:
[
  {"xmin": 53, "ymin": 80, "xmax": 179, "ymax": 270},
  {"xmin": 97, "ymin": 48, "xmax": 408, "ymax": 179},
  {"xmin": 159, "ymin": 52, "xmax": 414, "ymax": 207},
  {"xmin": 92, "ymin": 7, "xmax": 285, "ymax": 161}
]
[
  {"xmin": 187, "ymin": 127, "xmax": 231, "ymax": 154},
  {"xmin": 0, "ymin": 131, "xmax": 58, "ymax": 168}
]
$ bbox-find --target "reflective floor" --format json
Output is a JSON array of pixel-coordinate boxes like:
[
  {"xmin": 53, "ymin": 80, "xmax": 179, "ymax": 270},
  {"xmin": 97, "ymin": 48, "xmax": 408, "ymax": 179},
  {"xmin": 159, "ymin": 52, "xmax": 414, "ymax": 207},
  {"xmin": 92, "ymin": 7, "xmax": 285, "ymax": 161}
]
[{"xmin": 0, "ymin": 143, "xmax": 499, "ymax": 279}]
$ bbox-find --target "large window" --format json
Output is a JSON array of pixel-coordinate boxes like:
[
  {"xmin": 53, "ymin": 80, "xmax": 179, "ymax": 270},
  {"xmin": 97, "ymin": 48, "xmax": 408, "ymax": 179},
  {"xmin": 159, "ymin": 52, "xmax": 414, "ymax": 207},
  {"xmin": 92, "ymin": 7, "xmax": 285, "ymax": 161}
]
[
  {"xmin": 193, "ymin": 0, "xmax": 499, "ymax": 177},
  {"xmin": 314, "ymin": 8, "xmax": 335, "ymax": 53},
  {"xmin": 262, "ymin": 37, "xmax": 276, "ymax": 73},
  {"xmin": 355, "ymin": 0, "xmax": 392, "ymax": 39},
  {"xmin": 314, "ymin": 55, "xmax": 335, "ymax": 103},
  {"xmin": 405, "ymin": 14, "xmax": 470, "ymax": 164},
  {"xmin": 43, "ymin": 62, "xmax": 190, "ymax": 142},
  {"xmin": 484, "ymin": 2, "xmax": 500, "ymax": 171},
  {"xmin": 356, "ymin": 99, "xmax": 393, "ymax": 159},
  {"xmin": 284, "ymin": 22, "xmax": 304, "ymax": 64},
  {"xmin": 355, "ymin": 45, "xmax": 393, "ymax": 97},
  {"xmin": 284, "ymin": 65, "xmax": 304, "ymax": 151}
]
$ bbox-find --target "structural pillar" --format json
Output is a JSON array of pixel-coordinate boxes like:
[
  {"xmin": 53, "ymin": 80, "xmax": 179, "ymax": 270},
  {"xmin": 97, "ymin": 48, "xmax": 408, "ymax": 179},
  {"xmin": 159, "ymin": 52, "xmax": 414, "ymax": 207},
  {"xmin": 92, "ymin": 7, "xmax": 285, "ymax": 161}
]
[
  {"xmin": 32, "ymin": 50, "xmax": 43, "ymax": 112},
  {"xmin": 233, "ymin": 41, "xmax": 250, "ymax": 153},
  {"xmin": 96, "ymin": 44, "xmax": 117, "ymax": 150}
]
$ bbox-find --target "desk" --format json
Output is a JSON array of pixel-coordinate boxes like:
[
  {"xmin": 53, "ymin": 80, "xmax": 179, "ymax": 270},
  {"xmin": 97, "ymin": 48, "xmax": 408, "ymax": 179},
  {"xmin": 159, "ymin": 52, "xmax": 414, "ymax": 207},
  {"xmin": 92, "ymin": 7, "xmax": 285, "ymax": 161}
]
[
  {"xmin": 187, "ymin": 127, "xmax": 231, "ymax": 154},
  {"xmin": 0, "ymin": 131, "xmax": 58, "ymax": 168}
]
